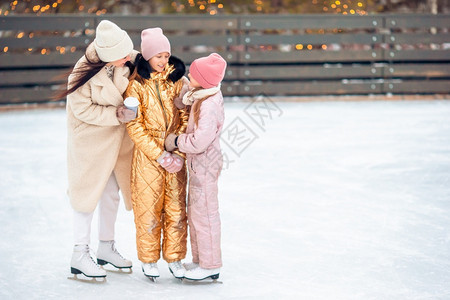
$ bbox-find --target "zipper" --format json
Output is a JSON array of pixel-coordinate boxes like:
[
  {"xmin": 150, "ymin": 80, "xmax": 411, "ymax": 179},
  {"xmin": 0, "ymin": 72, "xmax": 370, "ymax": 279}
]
[
  {"xmin": 155, "ymin": 81, "xmax": 168, "ymax": 130},
  {"xmin": 190, "ymin": 159, "xmax": 196, "ymax": 174}
]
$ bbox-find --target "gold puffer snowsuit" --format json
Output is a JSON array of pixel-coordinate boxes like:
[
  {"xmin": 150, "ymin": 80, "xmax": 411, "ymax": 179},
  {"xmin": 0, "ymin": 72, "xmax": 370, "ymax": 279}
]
[{"xmin": 124, "ymin": 61, "xmax": 189, "ymax": 263}]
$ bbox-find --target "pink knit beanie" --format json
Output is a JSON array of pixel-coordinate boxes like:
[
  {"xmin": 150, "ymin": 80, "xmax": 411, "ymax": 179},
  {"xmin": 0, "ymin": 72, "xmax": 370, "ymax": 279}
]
[
  {"xmin": 189, "ymin": 53, "xmax": 227, "ymax": 89},
  {"xmin": 140, "ymin": 27, "xmax": 171, "ymax": 61}
]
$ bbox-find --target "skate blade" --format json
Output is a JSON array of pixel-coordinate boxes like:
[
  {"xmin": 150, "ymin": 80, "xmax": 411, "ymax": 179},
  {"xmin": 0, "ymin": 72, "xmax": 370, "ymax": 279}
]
[
  {"xmin": 67, "ymin": 274, "xmax": 107, "ymax": 284},
  {"xmin": 98, "ymin": 259, "xmax": 133, "ymax": 273},
  {"xmin": 145, "ymin": 276, "xmax": 158, "ymax": 282},
  {"xmin": 103, "ymin": 266, "xmax": 133, "ymax": 274},
  {"xmin": 182, "ymin": 278, "xmax": 223, "ymax": 285}
]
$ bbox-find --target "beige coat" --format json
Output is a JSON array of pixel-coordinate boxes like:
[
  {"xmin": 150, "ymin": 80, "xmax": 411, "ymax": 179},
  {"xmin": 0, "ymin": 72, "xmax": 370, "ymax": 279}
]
[{"xmin": 66, "ymin": 43, "xmax": 134, "ymax": 213}]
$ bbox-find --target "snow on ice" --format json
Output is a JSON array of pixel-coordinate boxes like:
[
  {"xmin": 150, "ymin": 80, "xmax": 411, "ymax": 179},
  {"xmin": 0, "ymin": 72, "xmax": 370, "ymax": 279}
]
[{"xmin": 0, "ymin": 99, "xmax": 449, "ymax": 299}]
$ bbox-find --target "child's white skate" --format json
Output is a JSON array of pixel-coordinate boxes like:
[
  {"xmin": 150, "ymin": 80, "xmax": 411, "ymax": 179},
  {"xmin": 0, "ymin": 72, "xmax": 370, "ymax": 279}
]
[
  {"xmin": 183, "ymin": 267, "xmax": 222, "ymax": 284},
  {"xmin": 96, "ymin": 240, "xmax": 132, "ymax": 273},
  {"xmin": 183, "ymin": 262, "xmax": 199, "ymax": 271},
  {"xmin": 168, "ymin": 260, "xmax": 185, "ymax": 279},
  {"xmin": 68, "ymin": 244, "xmax": 106, "ymax": 283},
  {"xmin": 142, "ymin": 262, "xmax": 159, "ymax": 282}
]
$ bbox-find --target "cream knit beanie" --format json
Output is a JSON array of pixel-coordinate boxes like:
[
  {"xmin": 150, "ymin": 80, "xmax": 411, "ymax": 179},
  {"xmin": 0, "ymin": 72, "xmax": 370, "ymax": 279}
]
[{"xmin": 94, "ymin": 20, "xmax": 133, "ymax": 62}]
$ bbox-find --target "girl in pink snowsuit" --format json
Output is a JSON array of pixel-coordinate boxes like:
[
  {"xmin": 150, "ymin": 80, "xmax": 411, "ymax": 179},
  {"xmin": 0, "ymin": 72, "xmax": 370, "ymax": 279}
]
[{"xmin": 165, "ymin": 53, "xmax": 226, "ymax": 281}]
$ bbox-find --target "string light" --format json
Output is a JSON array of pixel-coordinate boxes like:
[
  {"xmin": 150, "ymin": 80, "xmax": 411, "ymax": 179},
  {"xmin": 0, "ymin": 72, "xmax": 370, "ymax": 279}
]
[{"xmin": 1, "ymin": 1, "xmax": 370, "ymax": 19}]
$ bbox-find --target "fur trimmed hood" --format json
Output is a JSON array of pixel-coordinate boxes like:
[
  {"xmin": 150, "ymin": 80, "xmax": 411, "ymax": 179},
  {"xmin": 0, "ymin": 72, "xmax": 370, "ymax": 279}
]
[
  {"xmin": 134, "ymin": 53, "xmax": 186, "ymax": 83},
  {"xmin": 168, "ymin": 56, "xmax": 186, "ymax": 83}
]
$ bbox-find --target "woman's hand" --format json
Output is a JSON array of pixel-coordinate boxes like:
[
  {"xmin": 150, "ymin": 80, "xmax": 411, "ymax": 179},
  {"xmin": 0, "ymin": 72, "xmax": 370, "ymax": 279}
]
[{"xmin": 116, "ymin": 105, "xmax": 136, "ymax": 123}]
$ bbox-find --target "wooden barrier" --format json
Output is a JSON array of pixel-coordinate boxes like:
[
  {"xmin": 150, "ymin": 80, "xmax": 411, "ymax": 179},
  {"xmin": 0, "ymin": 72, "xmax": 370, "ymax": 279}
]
[{"xmin": 0, "ymin": 14, "xmax": 449, "ymax": 105}]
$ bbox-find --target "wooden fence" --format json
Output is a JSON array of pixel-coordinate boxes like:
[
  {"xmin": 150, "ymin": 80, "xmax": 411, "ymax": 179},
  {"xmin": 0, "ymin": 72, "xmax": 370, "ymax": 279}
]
[{"xmin": 0, "ymin": 14, "xmax": 449, "ymax": 105}]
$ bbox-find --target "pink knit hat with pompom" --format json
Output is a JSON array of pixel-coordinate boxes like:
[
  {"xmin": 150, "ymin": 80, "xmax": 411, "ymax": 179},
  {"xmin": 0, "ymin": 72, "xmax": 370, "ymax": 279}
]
[
  {"xmin": 141, "ymin": 27, "xmax": 171, "ymax": 60},
  {"xmin": 189, "ymin": 53, "xmax": 227, "ymax": 89}
]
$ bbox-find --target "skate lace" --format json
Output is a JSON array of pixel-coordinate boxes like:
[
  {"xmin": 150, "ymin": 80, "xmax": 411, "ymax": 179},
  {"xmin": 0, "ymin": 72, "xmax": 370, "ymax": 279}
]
[
  {"xmin": 79, "ymin": 248, "xmax": 102, "ymax": 270},
  {"xmin": 110, "ymin": 242, "xmax": 125, "ymax": 259},
  {"xmin": 170, "ymin": 261, "xmax": 183, "ymax": 270},
  {"xmin": 89, "ymin": 255, "xmax": 102, "ymax": 270}
]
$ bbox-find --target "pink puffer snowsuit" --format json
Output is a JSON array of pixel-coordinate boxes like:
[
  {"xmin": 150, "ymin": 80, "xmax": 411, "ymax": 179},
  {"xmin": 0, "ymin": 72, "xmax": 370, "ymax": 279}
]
[{"xmin": 177, "ymin": 91, "xmax": 224, "ymax": 269}]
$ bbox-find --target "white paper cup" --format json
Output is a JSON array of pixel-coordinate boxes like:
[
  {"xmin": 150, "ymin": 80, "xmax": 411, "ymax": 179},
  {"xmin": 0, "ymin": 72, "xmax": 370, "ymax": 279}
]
[{"xmin": 124, "ymin": 97, "xmax": 139, "ymax": 116}]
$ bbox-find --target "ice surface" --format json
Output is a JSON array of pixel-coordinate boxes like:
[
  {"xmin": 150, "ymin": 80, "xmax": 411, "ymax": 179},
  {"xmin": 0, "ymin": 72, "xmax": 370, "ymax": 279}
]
[{"xmin": 0, "ymin": 100, "xmax": 450, "ymax": 299}]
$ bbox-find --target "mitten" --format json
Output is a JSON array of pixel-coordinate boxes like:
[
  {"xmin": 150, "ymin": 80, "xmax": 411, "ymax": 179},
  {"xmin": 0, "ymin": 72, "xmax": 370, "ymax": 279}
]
[
  {"xmin": 173, "ymin": 76, "xmax": 190, "ymax": 109},
  {"xmin": 157, "ymin": 151, "xmax": 174, "ymax": 168},
  {"xmin": 165, "ymin": 133, "xmax": 178, "ymax": 152},
  {"xmin": 165, "ymin": 153, "xmax": 184, "ymax": 173},
  {"xmin": 116, "ymin": 105, "xmax": 136, "ymax": 123}
]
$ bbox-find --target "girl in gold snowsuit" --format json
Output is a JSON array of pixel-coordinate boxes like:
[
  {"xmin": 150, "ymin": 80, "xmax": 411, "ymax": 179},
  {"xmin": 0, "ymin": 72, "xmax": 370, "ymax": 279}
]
[{"xmin": 124, "ymin": 28, "xmax": 189, "ymax": 279}]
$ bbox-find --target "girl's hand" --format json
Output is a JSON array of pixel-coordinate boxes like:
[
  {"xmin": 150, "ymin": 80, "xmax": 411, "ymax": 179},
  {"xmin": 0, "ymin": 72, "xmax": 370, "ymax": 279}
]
[
  {"xmin": 173, "ymin": 76, "xmax": 190, "ymax": 109},
  {"xmin": 165, "ymin": 133, "xmax": 178, "ymax": 152},
  {"xmin": 157, "ymin": 151, "xmax": 174, "ymax": 168},
  {"xmin": 165, "ymin": 154, "xmax": 184, "ymax": 173}
]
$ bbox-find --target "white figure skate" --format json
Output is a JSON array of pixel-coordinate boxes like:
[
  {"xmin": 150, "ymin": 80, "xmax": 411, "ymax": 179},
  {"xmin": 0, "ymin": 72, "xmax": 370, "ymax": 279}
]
[
  {"xmin": 96, "ymin": 240, "xmax": 132, "ymax": 272},
  {"xmin": 168, "ymin": 260, "xmax": 185, "ymax": 279},
  {"xmin": 142, "ymin": 262, "xmax": 159, "ymax": 282},
  {"xmin": 69, "ymin": 244, "xmax": 106, "ymax": 282}
]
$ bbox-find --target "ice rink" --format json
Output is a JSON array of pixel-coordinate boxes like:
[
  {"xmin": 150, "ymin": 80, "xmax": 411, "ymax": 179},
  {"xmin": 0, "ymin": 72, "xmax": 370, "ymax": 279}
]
[{"xmin": 1, "ymin": 99, "xmax": 449, "ymax": 299}]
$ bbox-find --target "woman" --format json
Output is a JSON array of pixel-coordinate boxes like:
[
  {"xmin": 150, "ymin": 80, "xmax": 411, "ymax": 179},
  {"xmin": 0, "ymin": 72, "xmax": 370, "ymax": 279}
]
[{"xmin": 62, "ymin": 20, "xmax": 136, "ymax": 279}]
